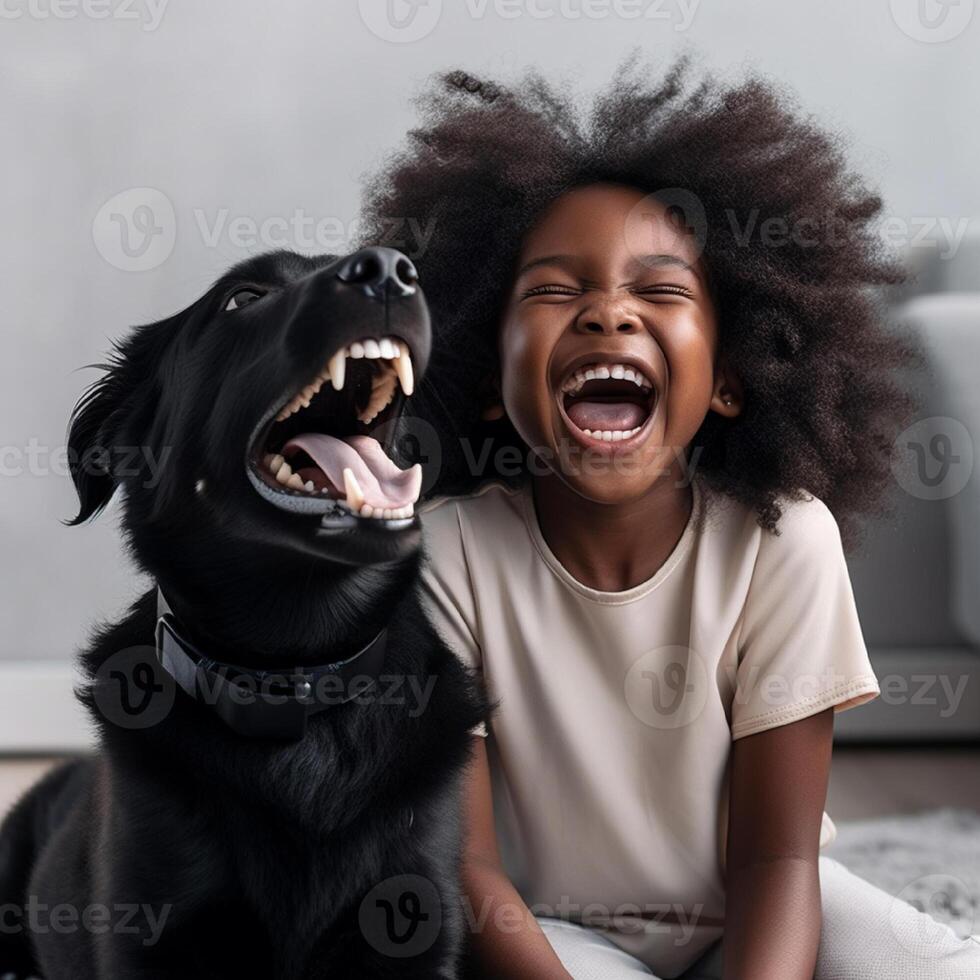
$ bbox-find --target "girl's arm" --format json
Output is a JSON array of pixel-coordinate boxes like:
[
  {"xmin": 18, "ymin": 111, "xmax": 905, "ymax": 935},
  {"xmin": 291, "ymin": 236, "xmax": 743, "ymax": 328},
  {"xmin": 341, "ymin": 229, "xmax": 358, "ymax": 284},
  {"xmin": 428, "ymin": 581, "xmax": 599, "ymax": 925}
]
[
  {"xmin": 722, "ymin": 707, "xmax": 834, "ymax": 980},
  {"xmin": 461, "ymin": 738, "xmax": 573, "ymax": 980}
]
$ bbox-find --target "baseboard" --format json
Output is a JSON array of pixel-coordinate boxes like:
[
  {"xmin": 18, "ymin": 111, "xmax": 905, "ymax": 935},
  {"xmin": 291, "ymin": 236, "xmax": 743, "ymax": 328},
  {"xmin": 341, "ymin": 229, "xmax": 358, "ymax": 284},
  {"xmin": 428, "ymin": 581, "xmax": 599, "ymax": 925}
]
[{"xmin": 0, "ymin": 662, "xmax": 94, "ymax": 753}]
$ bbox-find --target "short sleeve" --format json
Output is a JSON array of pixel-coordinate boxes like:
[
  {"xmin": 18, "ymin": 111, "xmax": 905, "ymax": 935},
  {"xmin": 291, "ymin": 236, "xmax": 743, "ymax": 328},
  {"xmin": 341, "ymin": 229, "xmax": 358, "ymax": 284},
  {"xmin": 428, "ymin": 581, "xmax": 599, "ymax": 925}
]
[
  {"xmin": 730, "ymin": 497, "xmax": 879, "ymax": 741},
  {"xmin": 419, "ymin": 499, "xmax": 487, "ymax": 736}
]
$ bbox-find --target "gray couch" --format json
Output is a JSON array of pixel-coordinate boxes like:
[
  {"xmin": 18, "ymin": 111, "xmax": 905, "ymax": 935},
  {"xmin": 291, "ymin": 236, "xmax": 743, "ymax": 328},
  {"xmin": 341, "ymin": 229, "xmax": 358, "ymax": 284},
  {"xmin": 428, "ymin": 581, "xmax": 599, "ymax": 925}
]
[{"xmin": 838, "ymin": 235, "xmax": 980, "ymax": 741}]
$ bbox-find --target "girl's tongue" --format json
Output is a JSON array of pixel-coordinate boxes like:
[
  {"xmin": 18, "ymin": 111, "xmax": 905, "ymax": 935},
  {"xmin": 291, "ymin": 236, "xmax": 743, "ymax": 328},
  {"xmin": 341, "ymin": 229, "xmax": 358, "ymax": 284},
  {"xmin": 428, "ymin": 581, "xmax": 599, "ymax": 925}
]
[{"xmin": 566, "ymin": 400, "xmax": 648, "ymax": 432}]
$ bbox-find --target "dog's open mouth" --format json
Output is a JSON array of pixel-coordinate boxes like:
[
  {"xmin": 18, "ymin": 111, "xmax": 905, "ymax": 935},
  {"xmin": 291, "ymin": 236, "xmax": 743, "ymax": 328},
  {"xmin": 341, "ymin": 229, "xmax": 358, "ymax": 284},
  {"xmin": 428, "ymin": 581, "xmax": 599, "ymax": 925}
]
[{"xmin": 247, "ymin": 336, "xmax": 421, "ymax": 523}]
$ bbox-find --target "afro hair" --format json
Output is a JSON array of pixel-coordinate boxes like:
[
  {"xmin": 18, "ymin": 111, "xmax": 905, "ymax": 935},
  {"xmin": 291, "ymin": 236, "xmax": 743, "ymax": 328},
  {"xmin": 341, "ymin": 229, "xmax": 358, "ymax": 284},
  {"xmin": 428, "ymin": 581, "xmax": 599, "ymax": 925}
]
[{"xmin": 361, "ymin": 56, "xmax": 915, "ymax": 541}]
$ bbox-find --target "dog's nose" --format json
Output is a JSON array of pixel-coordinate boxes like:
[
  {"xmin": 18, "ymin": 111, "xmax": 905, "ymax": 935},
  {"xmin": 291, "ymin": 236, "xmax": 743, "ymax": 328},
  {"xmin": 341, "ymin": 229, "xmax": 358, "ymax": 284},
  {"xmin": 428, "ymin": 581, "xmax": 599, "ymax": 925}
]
[{"xmin": 335, "ymin": 247, "xmax": 418, "ymax": 301}]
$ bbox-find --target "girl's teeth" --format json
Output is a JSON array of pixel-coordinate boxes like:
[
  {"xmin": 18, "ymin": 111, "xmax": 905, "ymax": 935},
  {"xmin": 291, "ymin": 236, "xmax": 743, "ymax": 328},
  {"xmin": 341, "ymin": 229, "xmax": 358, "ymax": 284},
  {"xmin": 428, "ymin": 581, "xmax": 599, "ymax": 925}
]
[
  {"xmin": 581, "ymin": 426, "xmax": 642, "ymax": 442},
  {"xmin": 561, "ymin": 362, "xmax": 653, "ymax": 395}
]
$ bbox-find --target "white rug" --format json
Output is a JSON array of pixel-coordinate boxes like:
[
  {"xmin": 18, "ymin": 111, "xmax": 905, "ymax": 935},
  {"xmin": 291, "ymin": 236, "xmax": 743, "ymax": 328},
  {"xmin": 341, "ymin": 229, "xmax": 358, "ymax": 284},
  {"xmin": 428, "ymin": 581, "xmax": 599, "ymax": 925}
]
[{"xmin": 828, "ymin": 809, "xmax": 980, "ymax": 939}]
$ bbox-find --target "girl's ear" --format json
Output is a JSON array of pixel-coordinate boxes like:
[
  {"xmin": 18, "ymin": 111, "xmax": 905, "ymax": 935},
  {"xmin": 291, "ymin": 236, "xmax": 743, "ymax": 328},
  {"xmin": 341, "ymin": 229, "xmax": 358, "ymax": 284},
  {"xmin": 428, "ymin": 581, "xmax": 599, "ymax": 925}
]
[
  {"xmin": 709, "ymin": 361, "xmax": 743, "ymax": 419},
  {"xmin": 480, "ymin": 373, "xmax": 506, "ymax": 421}
]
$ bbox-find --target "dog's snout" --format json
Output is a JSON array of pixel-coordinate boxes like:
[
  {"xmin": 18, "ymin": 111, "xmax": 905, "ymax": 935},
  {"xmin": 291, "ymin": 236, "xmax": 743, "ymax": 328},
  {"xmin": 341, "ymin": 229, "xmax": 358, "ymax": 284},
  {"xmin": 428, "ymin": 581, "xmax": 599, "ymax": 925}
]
[{"xmin": 335, "ymin": 247, "xmax": 418, "ymax": 301}]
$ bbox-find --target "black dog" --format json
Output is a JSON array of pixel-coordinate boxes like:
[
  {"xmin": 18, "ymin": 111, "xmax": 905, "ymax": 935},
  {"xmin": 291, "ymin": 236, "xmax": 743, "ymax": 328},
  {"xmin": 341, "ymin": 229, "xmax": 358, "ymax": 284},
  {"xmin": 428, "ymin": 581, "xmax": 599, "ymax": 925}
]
[{"xmin": 0, "ymin": 247, "xmax": 486, "ymax": 979}]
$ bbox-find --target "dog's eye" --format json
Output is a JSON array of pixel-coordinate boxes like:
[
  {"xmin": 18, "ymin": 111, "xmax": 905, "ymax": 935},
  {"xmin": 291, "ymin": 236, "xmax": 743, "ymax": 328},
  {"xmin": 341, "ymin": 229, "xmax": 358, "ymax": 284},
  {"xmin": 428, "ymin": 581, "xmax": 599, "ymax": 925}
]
[{"xmin": 224, "ymin": 288, "xmax": 264, "ymax": 311}]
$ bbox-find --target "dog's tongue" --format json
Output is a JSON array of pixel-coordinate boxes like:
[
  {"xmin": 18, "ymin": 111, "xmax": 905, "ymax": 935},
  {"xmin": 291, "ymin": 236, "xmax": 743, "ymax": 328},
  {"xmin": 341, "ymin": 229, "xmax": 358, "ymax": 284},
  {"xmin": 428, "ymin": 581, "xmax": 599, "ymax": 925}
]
[
  {"xmin": 566, "ymin": 401, "xmax": 647, "ymax": 431},
  {"xmin": 283, "ymin": 434, "xmax": 422, "ymax": 509}
]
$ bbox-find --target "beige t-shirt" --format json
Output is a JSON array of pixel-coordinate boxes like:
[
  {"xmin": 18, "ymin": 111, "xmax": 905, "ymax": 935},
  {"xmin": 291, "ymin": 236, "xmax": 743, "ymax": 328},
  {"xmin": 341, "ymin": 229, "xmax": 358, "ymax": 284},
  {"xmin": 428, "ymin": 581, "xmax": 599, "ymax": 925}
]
[{"xmin": 420, "ymin": 481, "xmax": 878, "ymax": 976}]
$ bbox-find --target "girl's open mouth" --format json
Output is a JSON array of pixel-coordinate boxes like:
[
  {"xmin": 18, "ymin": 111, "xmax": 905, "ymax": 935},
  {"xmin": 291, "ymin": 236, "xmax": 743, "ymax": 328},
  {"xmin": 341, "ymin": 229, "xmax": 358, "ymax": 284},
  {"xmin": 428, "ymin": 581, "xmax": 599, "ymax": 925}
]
[{"xmin": 557, "ymin": 362, "xmax": 658, "ymax": 448}]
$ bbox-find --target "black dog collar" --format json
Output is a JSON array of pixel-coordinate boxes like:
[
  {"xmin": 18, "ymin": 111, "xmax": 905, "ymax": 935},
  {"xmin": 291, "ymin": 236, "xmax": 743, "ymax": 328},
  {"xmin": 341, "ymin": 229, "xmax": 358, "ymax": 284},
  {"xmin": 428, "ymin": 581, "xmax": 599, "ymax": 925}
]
[{"xmin": 154, "ymin": 590, "xmax": 387, "ymax": 740}]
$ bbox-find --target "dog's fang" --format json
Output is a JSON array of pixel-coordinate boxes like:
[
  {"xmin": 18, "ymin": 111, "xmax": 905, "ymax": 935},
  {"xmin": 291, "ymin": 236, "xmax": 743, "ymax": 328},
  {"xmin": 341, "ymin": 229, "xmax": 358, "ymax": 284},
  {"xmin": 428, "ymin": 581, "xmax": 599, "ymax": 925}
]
[
  {"xmin": 328, "ymin": 349, "xmax": 346, "ymax": 391},
  {"xmin": 394, "ymin": 346, "xmax": 414, "ymax": 397},
  {"xmin": 343, "ymin": 468, "xmax": 365, "ymax": 511}
]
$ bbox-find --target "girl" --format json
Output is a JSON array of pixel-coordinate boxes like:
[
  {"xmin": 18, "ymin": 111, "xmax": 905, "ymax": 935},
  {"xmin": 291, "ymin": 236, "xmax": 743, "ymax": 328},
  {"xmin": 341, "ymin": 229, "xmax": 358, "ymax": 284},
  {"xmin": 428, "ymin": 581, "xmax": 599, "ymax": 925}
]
[{"xmin": 363, "ymin": 61, "xmax": 980, "ymax": 979}]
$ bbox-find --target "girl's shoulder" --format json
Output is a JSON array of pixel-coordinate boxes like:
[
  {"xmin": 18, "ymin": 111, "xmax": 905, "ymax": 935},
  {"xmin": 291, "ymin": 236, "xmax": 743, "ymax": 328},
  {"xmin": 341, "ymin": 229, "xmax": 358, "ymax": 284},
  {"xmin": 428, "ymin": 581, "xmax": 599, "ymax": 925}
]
[
  {"xmin": 703, "ymin": 485, "xmax": 842, "ymax": 548},
  {"xmin": 419, "ymin": 482, "xmax": 530, "ymax": 559},
  {"xmin": 697, "ymin": 486, "xmax": 848, "ymax": 596},
  {"xmin": 421, "ymin": 481, "xmax": 525, "ymax": 528}
]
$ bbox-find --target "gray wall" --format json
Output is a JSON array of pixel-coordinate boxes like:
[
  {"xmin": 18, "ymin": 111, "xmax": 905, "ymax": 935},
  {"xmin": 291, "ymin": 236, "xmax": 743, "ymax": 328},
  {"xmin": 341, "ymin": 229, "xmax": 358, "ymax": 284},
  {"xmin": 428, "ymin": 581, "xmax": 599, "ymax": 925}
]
[{"xmin": 2, "ymin": 0, "xmax": 979, "ymax": 661}]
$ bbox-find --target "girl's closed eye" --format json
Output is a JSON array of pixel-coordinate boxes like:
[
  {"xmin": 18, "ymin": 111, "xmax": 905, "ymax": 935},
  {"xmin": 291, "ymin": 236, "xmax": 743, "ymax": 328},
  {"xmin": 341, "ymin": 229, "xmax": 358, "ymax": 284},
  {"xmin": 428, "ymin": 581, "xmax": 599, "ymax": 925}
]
[
  {"xmin": 521, "ymin": 283, "xmax": 583, "ymax": 300},
  {"xmin": 633, "ymin": 283, "xmax": 695, "ymax": 299}
]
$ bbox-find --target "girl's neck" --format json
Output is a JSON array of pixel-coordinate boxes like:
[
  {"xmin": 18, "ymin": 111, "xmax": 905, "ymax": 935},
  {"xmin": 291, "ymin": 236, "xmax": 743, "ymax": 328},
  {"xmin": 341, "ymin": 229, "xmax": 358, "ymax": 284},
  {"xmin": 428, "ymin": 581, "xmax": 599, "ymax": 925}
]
[{"xmin": 531, "ymin": 473, "xmax": 694, "ymax": 593}]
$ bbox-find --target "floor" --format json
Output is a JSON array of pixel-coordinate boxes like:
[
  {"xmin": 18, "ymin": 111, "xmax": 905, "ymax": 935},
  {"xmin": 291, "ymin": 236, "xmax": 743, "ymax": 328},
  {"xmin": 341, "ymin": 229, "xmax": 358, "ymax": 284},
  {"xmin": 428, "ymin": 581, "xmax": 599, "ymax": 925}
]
[{"xmin": 1, "ymin": 748, "xmax": 979, "ymax": 821}]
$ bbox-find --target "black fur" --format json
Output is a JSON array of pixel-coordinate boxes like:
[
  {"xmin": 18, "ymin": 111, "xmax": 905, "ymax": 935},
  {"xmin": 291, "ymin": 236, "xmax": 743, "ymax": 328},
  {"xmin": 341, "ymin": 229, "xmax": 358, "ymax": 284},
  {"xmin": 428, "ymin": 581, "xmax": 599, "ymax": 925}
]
[{"xmin": 0, "ymin": 249, "xmax": 487, "ymax": 979}]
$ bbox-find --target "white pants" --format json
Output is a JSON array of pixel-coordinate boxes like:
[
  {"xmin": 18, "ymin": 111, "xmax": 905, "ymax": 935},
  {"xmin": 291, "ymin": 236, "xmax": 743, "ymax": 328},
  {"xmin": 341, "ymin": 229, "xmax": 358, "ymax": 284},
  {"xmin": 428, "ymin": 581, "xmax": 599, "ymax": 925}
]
[{"xmin": 539, "ymin": 858, "xmax": 980, "ymax": 980}]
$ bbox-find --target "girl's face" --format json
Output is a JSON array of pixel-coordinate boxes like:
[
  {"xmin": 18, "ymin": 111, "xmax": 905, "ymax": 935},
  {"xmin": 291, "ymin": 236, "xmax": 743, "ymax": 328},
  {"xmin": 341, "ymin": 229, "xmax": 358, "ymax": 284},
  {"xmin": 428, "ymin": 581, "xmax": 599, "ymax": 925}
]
[{"xmin": 498, "ymin": 182, "xmax": 739, "ymax": 505}]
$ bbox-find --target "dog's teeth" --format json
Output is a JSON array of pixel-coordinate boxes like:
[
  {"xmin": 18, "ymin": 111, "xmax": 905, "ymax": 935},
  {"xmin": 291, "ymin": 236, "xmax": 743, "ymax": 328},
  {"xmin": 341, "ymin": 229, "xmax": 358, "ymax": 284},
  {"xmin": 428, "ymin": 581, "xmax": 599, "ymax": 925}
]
[
  {"xmin": 275, "ymin": 461, "xmax": 292, "ymax": 485},
  {"xmin": 362, "ymin": 339, "xmax": 382, "ymax": 358},
  {"xmin": 304, "ymin": 480, "xmax": 315, "ymax": 492},
  {"xmin": 328, "ymin": 348, "xmax": 346, "ymax": 391},
  {"xmin": 358, "ymin": 371, "xmax": 397, "ymax": 424},
  {"xmin": 268, "ymin": 453, "xmax": 284, "ymax": 473},
  {"xmin": 394, "ymin": 346, "xmax": 414, "ymax": 396},
  {"xmin": 379, "ymin": 338, "xmax": 398, "ymax": 359},
  {"xmin": 286, "ymin": 473, "xmax": 304, "ymax": 490},
  {"xmin": 349, "ymin": 342, "xmax": 365, "ymax": 359},
  {"xmin": 343, "ymin": 468, "xmax": 365, "ymax": 511},
  {"xmin": 360, "ymin": 504, "xmax": 374, "ymax": 518}
]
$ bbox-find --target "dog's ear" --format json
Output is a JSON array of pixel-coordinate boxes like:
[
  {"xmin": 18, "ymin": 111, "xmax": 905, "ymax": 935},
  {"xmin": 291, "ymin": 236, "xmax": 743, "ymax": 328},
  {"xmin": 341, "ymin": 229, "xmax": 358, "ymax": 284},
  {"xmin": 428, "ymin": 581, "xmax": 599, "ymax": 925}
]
[{"xmin": 66, "ymin": 319, "xmax": 176, "ymax": 525}]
